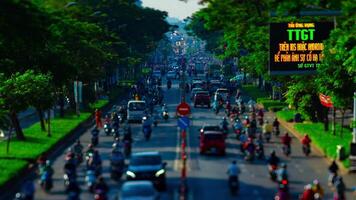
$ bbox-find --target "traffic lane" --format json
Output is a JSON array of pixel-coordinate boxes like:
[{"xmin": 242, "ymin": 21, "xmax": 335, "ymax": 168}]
[
  {"xmin": 188, "ymin": 106, "xmax": 276, "ymax": 200},
  {"xmin": 34, "ymin": 81, "xmax": 180, "ymax": 200}
]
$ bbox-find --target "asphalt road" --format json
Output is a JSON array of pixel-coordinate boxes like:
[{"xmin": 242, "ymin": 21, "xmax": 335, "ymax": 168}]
[{"xmin": 21, "ymin": 75, "xmax": 355, "ymax": 200}]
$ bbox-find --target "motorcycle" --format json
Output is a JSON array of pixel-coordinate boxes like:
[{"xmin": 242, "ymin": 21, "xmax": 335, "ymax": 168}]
[
  {"xmin": 228, "ymin": 176, "xmax": 239, "ymax": 195},
  {"xmin": 282, "ymin": 144, "xmax": 291, "ymax": 157},
  {"xmin": 111, "ymin": 150, "xmax": 125, "ymax": 180},
  {"xmin": 273, "ymin": 126, "xmax": 280, "ymax": 136},
  {"xmin": 40, "ymin": 171, "xmax": 53, "ymax": 192},
  {"xmin": 123, "ymin": 140, "xmax": 131, "ymax": 157},
  {"xmin": 111, "ymin": 124, "xmax": 119, "ymax": 138},
  {"xmin": 244, "ymin": 151, "xmax": 255, "ymax": 162},
  {"xmin": 268, "ymin": 165, "xmax": 278, "ymax": 181},
  {"xmin": 104, "ymin": 123, "xmax": 111, "ymax": 136},
  {"xmin": 234, "ymin": 128, "xmax": 242, "ymax": 140},
  {"xmin": 264, "ymin": 132, "xmax": 271, "ymax": 143},
  {"xmin": 91, "ymin": 130, "xmax": 99, "ymax": 146},
  {"xmin": 143, "ymin": 125, "xmax": 152, "ymax": 141},
  {"xmin": 85, "ymin": 170, "xmax": 96, "ymax": 193},
  {"xmin": 162, "ymin": 111, "xmax": 169, "ymax": 121},
  {"xmin": 64, "ymin": 171, "xmax": 76, "ymax": 193},
  {"xmin": 256, "ymin": 143, "xmax": 265, "ymax": 160},
  {"xmin": 94, "ymin": 189, "xmax": 107, "ymax": 200},
  {"xmin": 302, "ymin": 144, "xmax": 311, "ymax": 156}
]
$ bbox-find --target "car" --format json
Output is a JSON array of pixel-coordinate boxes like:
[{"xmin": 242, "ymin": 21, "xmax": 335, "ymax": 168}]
[
  {"xmin": 119, "ymin": 181, "xmax": 160, "ymax": 200},
  {"xmin": 194, "ymin": 91, "xmax": 210, "ymax": 108},
  {"xmin": 190, "ymin": 88, "xmax": 203, "ymax": 100},
  {"xmin": 166, "ymin": 71, "xmax": 176, "ymax": 80},
  {"xmin": 191, "ymin": 81, "xmax": 205, "ymax": 90},
  {"xmin": 152, "ymin": 70, "xmax": 161, "ymax": 78},
  {"xmin": 199, "ymin": 130, "xmax": 226, "ymax": 155},
  {"xmin": 199, "ymin": 125, "xmax": 221, "ymax": 134},
  {"xmin": 214, "ymin": 88, "xmax": 230, "ymax": 102},
  {"xmin": 126, "ymin": 152, "xmax": 167, "ymax": 190}
]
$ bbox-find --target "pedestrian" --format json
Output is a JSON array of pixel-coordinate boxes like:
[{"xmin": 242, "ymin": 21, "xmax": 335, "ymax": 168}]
[{"xmin": 95, "ymin": 109, "xmax": 103, "ymax": 128}]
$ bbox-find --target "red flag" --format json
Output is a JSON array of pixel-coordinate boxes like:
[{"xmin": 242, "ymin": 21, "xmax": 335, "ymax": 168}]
[{"xmin": 319, "ymin": 93, "xmax": 333, "ymax": 108}]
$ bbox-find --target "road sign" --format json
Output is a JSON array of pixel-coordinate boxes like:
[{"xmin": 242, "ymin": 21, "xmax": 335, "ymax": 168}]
[
  {"xmin": 177, "ymin": 116, "xmax": 190, "ymax": 130},
  {"xmin": 176, "ymin": 102, "xmax": 191, "ymax": 116}
]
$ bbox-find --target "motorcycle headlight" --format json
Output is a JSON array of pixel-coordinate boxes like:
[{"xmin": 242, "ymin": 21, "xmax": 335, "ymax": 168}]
[
  {"xmin": 155, "ymin": 169, "xmax": 165, "ymax": 177},
  {"xmin": 126, "ymin": 171, "xmax": 136, "ymax": 178}
]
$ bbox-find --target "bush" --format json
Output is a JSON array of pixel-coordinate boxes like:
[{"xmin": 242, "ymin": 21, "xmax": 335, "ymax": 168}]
[
  {"xmin": 269, "ymin": 106, "xmax": 286, "ymax": 112},
  {"xmin": 257, "ymin": 97, "xmax": 287, "ymax": 111},
  {"xmin": 276, "ymin": 110, "xmax": 296, "ymax": 122},
  {"xmin": 294, "ymin": 123, "xmax": 352, "ymax": 168}
]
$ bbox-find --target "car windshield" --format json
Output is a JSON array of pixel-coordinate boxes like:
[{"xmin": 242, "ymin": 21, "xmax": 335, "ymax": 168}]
[
  {"xmin": 128, "ymin": 102, "xmax": 146, "ymax": 111},
  {"xmin": 204, "ymin": 134, "xmax": 224, "ymax": 140},
  {"xmin": 130, "ymin": 155, "xmax": 162, "ymax": 166},
  {"xmin": 204, "ymin": 126, "xmax": 220, "ymax": 131},
  {"xmin": 122, "ymin": 185, "xmax": 155, "ymax": 197},
  {"xmin": 196, "ymin": 91, "xmax": 209, "ymax": 96}
]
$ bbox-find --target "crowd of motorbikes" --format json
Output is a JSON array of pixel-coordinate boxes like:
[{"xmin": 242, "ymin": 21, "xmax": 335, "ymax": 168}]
[
  {"xmin": 213, "ymin": 89, "xmax": 345, "ymax": 200},
  {"xmin": 14, "ymin": 75, "xmax": 172, "ymax": 200}
]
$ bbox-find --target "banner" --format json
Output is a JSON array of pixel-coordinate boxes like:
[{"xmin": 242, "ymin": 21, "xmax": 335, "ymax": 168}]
[{"xmin": 319, "ymin": 93, "xmax": 333, "ymax": 108}]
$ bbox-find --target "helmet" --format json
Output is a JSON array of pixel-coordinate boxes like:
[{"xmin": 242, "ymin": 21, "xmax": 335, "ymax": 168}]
[
  {"xmin": 313, "ymin": 179, "xmax": 319, "ymax": 185},
  {"xmin": 88, "ymin": 143, "xmax": 93, "ymax": 148},
  {"xmin": 45, "ymin": 160, "xmax": 51, "ymax": 166},
  {"xmin": 281, "ymin": 163, "xmax": 287, "ymax": 169}
]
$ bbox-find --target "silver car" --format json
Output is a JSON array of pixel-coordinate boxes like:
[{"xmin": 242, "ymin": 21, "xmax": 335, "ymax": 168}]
[{"xmin": 119, "ymin": 181, "xmax": 160, "ymax": 200}]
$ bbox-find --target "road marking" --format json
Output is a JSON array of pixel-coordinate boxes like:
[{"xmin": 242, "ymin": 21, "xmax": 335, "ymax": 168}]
[{"xmin": 174, "ymin": 127, "xmax": 181, "ymax": 171}]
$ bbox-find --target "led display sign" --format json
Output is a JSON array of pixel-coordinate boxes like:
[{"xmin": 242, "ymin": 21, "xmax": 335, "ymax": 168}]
[{"xmin": 269, "ymin": 22, "xmax": 334, "ymax": 75}]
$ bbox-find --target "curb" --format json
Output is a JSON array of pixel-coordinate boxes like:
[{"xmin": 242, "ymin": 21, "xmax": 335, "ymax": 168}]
[{"xmin": 277, "ymin": 116, "xmax": 350, "ymax": 175}]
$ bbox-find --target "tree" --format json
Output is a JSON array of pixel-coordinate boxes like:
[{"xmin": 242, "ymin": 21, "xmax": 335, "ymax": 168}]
[{"xmin": 0, "ymin": 70, "xmax": 53, "ymax": 140}]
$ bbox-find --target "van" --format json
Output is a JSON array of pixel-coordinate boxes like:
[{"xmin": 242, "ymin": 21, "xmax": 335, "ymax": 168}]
[{"xmin": 127, "ymin": 100, "xmax": 146, "ymax": 122}]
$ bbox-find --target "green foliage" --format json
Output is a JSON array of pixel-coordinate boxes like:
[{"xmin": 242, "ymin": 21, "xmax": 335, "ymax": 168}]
[
  {"xmin": 294, "ymin": 122, "xmax": 352, "ymax": 168},
  {"xmin": 0, "ymin": 159, "xmax": 28, "ymax": 187},
  {"xmin": 242, "ymin": 85, "xmax": 269, "ymax": 101}
]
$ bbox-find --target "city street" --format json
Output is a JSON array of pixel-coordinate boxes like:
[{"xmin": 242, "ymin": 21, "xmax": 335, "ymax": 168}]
[{"xmin": 31, "ymin": 76, "xmax": 355, "ymax": 200}]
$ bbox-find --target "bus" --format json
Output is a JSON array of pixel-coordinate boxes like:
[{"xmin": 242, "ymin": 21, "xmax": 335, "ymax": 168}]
[{"xmin": 127, "ymin": 100, "xmax": 146, "ymax": 122}]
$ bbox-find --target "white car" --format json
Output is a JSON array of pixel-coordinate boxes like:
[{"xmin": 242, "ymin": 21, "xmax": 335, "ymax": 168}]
[
  {"xmin": 166, "ymin": 71, "xmax": 176, "ymax": 80},
  {"xmin": 214, "ymin": 88, "xmax": 229, "ymax": 102},
  {"xmin": 119, "ymin": 181, "xmax": 159, "ymax": 200}
]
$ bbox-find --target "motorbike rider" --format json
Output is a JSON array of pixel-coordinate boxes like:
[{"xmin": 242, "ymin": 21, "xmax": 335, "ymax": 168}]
[
  {"xmin": 281, "ymin": 132, "xmax": 292, "ymax": 154},
  {"xmin": 234, "ymin": 119, "xmax": 243, "ymax": 132},
  {"xmin": 112, "ymin": 137, "xmax": 122, "ymax": 152},
  {"xmin": 227, "ymin": 161, "xmax": 240, "ymax": 189},
  {"xmin": 267, "ymin": 151, "xmax": 280, "ymax": 167},
  {"xmin": 257, "ymin": 108, "xmax": 264, "ymax": 122},
  {"xmin": 300, "ymin": 184, "xmax": 315, "ymax": 200},
  {"xmin": 328, "ymin": 160, "xmax": 339, "ymax": 186},
  {"xmin": 104, "ymin": 114, "xmax": 111, "ymax": 124},
  {"xmin": 94, "ymin": 176, "xmax": 109, "ymax": 196},
  {"xmin": 37, "ymin": 154, "xmax": 47, "ymax": 175},
  {"xmin": 333, "ymin": 176, "xmax": 346, "ymax": 200},
  {"xmin": 220, "ymin": 117, "xmax": 229, "ymax": 133},
  {"xmin": 277, "ymin": 163, "xmax": 288, "ymax": 183},
  {"xmin": 73, "ymin": 140, "xmax": 83, "ymax": 159},
  {"xmin": 243, "ymin": 138, "xmax": 256, "ymax": 158},
  {"xmin": 40, "ymin": 160, "xmax": 54, "ymax": 188},
  {"xmin": 301, "ymin": 134, "xmax": 312, "ymax": 152},
  {"xmin": 312, "ymin": 179, "xmax": 324, "ymax": 199},
  {"xmin": 262, "ymin": 120, "xmax": 273, "ymax": 141},
  {"xmin": 249, "ymin": 117, "xmax": 257, "ymax": 138},
  {"xmin": 273, "ymin": 118, "xmax": 280, "ymax": 134},
  {"xmin": 21, "ymin": 178, "xmax": 35, "ymax": 200}
]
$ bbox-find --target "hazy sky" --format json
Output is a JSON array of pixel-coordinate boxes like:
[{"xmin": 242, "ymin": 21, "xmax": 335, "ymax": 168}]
[{"xmin": 141, "ymin": 0, "xmax": 204, "ymax": 20}]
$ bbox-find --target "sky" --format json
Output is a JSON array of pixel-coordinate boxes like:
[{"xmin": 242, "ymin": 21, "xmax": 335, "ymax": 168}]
[{"xmin": 141, "ymin": 0, "xmax": 205, "ymax": 20}]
